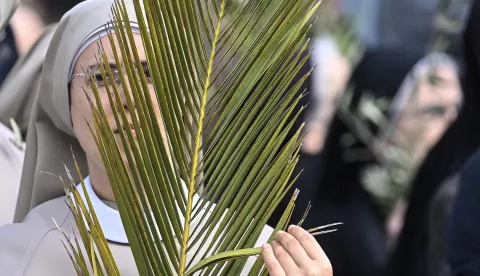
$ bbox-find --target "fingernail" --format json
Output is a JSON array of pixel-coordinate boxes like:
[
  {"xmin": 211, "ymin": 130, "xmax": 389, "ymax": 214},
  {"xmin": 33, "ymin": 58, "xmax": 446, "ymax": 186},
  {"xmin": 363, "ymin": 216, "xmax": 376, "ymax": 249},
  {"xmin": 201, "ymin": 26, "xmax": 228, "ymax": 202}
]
[
  {"xmin": 262, "ymin": 244, "xmax": 270, "ymax": 249},
  {"xmin": 288, "ymin": 225, "xmax": 297, "ymax": 231}
]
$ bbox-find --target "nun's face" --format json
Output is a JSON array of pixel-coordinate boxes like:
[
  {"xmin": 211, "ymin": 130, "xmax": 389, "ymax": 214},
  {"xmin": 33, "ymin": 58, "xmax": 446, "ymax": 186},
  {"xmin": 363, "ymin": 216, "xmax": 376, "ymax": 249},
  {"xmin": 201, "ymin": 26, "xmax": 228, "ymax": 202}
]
[
  {"xmin": 391, "ymin": 63, "xmax": 462, "ymax": 163},
  {"xmin": 69, "ymin": 33, "xmax": 167, "ymax": 170}
]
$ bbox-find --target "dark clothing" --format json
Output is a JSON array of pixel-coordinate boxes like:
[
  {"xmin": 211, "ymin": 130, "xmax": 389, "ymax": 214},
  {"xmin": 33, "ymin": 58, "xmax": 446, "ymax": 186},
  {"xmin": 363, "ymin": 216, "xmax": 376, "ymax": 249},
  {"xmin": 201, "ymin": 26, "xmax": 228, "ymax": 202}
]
[
  {"xmin": 448, "ymin": 151, "xmax": 480, "ymax": 276},
  {"xmin": 269, "ymin": 48, "xmax": 422, "ymax": 276},
  {"xmin": 390, "ymin": 2, "xmax": 480, "ymax": 275},
  {"xmin": 309, "ymin": 187, "xmax": 387, "ymax": 276},
  {"xmin": 388, "ymin": 127, "xmax": 468, "ymax": 276},
  {"xmin": 0, "ymin": 25, "xmax": 18, "ymax": 87},
  {"xmin": 313, "ymin": 49, "xmax": 421, "ymax": 276},
  {"xmin": 428, "ymin": 175, "xmax": 459, "ymax": 276},
  {"xmin": 267, "ymin": 51, "xmax": 314, "ymax": 226},
  {"xmin": 318, "ymin": 48, "xmax": 422, "ymax": 200}
]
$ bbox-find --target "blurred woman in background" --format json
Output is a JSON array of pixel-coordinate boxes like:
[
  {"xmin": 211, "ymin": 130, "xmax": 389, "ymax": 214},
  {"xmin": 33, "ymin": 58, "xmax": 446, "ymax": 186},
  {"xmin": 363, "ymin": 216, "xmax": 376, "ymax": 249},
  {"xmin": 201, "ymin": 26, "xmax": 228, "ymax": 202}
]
[
  {"xmin": 0, "ymin": 0, "xmax": 82, "ymax": 134},
  {"xmin": 295, "ymin": 47, "xmax": 462, "ymax": 276},
  {"xmin": 0, "ymin": 0, "xmax": 82, "ymax": 226}
]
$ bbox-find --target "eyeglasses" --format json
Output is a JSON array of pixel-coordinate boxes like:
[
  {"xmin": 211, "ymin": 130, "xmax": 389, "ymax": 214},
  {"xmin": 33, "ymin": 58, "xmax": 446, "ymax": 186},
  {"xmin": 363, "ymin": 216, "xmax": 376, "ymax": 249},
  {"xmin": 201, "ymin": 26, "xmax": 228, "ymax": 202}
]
[{"xmin": 69, "ymin": 63, "xmax": 152, "ymax": 88}]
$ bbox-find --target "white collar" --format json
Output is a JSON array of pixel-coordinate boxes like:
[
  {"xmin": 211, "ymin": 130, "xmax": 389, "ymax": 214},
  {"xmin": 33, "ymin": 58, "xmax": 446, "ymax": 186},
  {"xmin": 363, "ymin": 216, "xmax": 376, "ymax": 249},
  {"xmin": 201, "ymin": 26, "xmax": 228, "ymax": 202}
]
[
  {"xmin": 76, "ymin": 176, "xmax": 204, "ymax": 244},
  {"xmin": 76, "ymin": 176, "xmax": 128, "ymax": 244}
]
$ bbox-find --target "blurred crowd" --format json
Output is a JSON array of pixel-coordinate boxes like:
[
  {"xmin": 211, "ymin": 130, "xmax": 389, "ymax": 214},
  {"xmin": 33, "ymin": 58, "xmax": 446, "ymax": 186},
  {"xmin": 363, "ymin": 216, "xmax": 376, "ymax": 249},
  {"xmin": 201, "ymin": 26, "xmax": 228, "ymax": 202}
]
[{"xmin": 1, "ymin": 0, "xmax": 480, "ymax": 275}]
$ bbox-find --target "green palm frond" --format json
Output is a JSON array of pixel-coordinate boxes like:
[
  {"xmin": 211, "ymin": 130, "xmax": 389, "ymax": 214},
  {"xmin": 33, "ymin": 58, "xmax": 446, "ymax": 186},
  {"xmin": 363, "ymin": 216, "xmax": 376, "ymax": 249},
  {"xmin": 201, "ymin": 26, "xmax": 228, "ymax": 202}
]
[
  {"xmin": 223, "ymin": 0, "xmax": 283, "ymax": 50},
  {"xmin": 337, "ymin": 88, "xmax": 416, "ymax": 213},
  {"xmin": 0, "ymin": 0, "xmax": 17, "ymax": 31},
  {"xmin": 61, "ymin": 0, "xmax": 328, "ymax": 275},
  {"xmin": 330, "ymin": 18, "xmax": 364, "ymax": 65},
  {"xmin": 429, "ymin": 0, "xmax": 472, "ymax": 54}
]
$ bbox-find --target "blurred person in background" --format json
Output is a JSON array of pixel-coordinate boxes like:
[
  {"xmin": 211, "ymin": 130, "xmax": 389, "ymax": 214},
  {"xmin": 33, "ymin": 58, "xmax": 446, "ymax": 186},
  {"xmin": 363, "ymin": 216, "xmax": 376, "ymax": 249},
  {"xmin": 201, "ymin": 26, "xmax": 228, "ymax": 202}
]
[
  {"xmin": 0, "ymin": 122, "xmax": 24, "ymax": 226},
  {"xmin": 301, "ymin": 0, "xmax": 354, "ymax": 155},
  {"xmin": 0, "ymin": 26, "xmax": 17, "ymax": 85},
  {"xmin": 0, "ymin": 0, "xmax": 82, "ymax": 135},
  {"xmin": 295, "ymin": 47, "xmax": 461, "ymax": 276},
  {"xmin": 447, "ymin": 1, "xmax": 480, "ymax": 275},
  {"xmin": 0, "ymin": 0, "xmax": 82, "ymax": 226},
  {"xmin": 268, "ymin": 0, "xmax": 354, "ymax": 230},
  {"xmin": 389, "ymin": 1, "xmax": 474, "ymax": 276},
  {"xmin": 0, "ymin": 0, "xmax": 24, "ymax": 228},
  {"xmin": 296, "ymin": 48, "xmax": 416, "ymax": 276},
  {"xmin": 278, "ymin": 1, "xmax": 471, "ymax": 275},
  {"xmin": 0, "ymin": 1, "xmax": 18, "ymax": 87}
]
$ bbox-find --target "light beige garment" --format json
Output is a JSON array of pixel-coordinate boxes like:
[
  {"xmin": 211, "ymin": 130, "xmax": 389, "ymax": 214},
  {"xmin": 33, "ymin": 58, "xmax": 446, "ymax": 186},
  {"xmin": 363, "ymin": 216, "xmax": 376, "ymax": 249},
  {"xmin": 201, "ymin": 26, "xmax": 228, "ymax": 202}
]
[
  {"xmin": 1, "ymin": 193, "xmax": 273, "ymax": 275},
  {"xmin": 0, "ymin": 15, "xmax": 56, "ymax": 228},
  {"xmin": 0, "ymin": 121, "xmax": 24, "ymax": 226},
  {"xmin": 0, "ymin": 23, "xmax": 57, "ymax": 133}
]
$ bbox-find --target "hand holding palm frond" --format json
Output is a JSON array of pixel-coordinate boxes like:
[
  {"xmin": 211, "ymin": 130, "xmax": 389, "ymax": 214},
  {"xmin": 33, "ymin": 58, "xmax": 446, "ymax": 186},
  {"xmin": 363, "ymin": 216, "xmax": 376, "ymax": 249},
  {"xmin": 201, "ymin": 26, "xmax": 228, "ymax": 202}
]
[{"xmin": 61, "ymin": 0, "xmax": 329, "ymax": 275}]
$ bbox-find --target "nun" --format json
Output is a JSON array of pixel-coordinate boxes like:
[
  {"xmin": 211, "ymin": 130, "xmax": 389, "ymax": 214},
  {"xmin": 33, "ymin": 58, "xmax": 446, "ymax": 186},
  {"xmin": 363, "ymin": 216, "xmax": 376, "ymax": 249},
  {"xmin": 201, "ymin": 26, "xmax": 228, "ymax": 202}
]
[
  {"xmin": 447, "ymin": 1, "xmax": 480, "ymax": 275},
  {"xmin": 0, "ymin": 1, "xmax": 332, "ymax": 275}
]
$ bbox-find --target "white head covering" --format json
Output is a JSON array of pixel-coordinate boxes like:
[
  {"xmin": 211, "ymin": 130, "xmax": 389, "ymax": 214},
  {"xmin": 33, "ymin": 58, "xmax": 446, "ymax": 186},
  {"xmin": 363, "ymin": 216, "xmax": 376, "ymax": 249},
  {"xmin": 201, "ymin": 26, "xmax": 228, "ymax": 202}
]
[
  {"xmin": 68, "ymin": 22, "xmax": 140, "ymax": 78},
  {"xmin": 14, "ymin": 0, "xmax": 139, "ymax": 222},
  {"xmin": 389, "ymin": 52, "xmax": 460, "ymax": 119}
]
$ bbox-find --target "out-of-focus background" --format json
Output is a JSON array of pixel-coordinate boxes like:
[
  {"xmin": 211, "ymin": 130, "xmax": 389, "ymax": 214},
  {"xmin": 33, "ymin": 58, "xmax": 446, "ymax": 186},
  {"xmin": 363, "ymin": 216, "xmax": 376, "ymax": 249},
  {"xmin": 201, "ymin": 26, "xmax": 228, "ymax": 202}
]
[{"xmin": 1, "ymin": 1, "xmax": 479, "ymax": 276}]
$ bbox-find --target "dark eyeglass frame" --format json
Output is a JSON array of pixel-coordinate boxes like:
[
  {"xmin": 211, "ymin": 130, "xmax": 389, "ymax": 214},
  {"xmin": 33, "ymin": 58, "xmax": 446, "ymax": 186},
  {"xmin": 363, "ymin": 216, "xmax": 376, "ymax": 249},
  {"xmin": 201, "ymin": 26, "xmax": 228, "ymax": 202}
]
[{"xmin": 69, "ymin": 63, "xmax": 152, "ymax": 87}]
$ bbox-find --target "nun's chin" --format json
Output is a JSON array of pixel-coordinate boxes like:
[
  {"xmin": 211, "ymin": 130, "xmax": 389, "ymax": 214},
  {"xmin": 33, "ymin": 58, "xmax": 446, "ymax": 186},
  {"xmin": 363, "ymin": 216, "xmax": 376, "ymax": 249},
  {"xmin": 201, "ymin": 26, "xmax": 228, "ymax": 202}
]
[{"xmin": 117, "ymin": 151, "xmax": 135, "ymax": 173}]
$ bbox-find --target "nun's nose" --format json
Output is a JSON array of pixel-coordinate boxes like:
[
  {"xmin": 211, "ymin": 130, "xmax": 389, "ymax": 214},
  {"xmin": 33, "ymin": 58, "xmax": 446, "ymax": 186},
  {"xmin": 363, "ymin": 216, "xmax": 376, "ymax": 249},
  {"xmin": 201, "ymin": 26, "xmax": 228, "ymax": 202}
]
[{"xmin": 117, "ymin": 75, "xmax": 136, "ymax": 109}]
